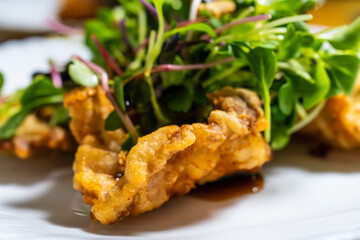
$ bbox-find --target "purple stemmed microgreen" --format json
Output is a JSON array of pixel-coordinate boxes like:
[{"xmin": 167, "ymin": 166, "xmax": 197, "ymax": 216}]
[
  {"xmin": 177, "ymin": 17, "xmax": 208, "ymax": 28},
  {"xmin": 49, "ymin": 60, "xmax": 63, "ymax": 88},
  {"xmin": 135, "ymin": 38, "xmax": 150, "ymax": 54},
  {"xmin": 119, "ymin": 19, "xmax": 134, "ymax": 54},
  {"xmin": 152, "ymin": 57, "xmax": 235, "ymax": 73},
  {"xmin": 72, "ymin": 56, "xmax": 139, "ymax": 140},
  {"xmin": 216, "ymin": 14, "xmax": 272, "ymax": 34},
  {"xmin": 201, "ymin": 14, "xmax": 272, "ymax": 41},
  {"xmin": 138, "ymin": 0, "xmax": 159, "ymax": 22},
  {"xmin": 91, "ymin": 34, "xmax": 124, "ymax": 77},
  {"xmin": 122, "ymin": 57, "xmax": 236, "ymax": 85},
  {"xmin": 46, "ymin": 19, "xmax": 83, "ymax": 35}
]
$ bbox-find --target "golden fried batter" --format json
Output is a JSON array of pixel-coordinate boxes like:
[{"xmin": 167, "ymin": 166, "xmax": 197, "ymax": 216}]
[
  {"xmin": 64, "ymin": 87, "xmax": 127, "ymax": 152},
  {"xmin": 68, "ymin": 87, "xmax": 271, "ymax": 224},
  {"xmin": 0, "ymin": 114, "xmax": 75, "ymax": 158},
  {"xmin": 303, "ymin": 75, "xmax": 360, "ymax": 149}
]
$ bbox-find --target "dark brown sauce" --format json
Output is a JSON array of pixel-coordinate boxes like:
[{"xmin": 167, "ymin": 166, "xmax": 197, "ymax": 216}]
[{"xmin": 190, "ymin": 173, "xmax": 264, "ymax": 202}]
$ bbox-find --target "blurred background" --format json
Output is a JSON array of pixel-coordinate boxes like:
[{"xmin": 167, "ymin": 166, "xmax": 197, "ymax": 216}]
[{"xmin": 0, "ymin": 0, "xmax": 359, "ymax": 42}]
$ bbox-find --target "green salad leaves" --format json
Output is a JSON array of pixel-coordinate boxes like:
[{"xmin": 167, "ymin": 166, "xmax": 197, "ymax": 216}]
[
  {"xmin": 0, "ymin": 0, "xmax": 359, "ymax": 151},
  {"xmin": 0, "ymin": 76, "xmax": 64, "ymax": 139}
]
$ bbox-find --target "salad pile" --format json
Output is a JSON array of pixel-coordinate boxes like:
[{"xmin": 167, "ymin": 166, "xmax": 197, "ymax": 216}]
[{"xmin": 0, "ymin": 0, "xmax": 359, "ymax": 150}]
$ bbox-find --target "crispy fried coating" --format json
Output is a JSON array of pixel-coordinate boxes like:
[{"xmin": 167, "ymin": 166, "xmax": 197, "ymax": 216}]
[
  {"xmin": 68, "ymin": 87, "xmax": 271, "ymax": 224},
  {"xmin": 0, "ymin": 114, "xmax": 75, "ymax": 158},
  {"xmin": 303, "ymin": 76, "xmax": 360, "ymax": 149},
  {"xmin": 64, "ymin": 87, "xmax": 127, "ymax": 152}
]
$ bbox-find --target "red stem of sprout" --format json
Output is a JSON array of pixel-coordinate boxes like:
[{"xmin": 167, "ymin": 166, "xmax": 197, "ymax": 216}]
[
  {"xmin": 91, "ymin": 34, "xmax": 124, "ymax": 77},
  {"xmin": 49, "ymin": 60, "xmax": 63, "ymax": 88},
  {"xmin": 123, "ymin": 57, "xmax": 236, "ymax": 85},
  {"xmin": 177, "ymin": 17, "xmax": 208, "ymax": 28},
  {"xmin": 72, "ymin": 56, "xmax": 138, "ymax": 140},
  {"xmin": 138, "ymin": 0, "xmax": 158, "ymax": 22},
  {"xmin": 215, "ymin": 14, "xmax": 272, "ymax": 34},
  {"xmin": 119, "ymin": 19, "xmax": 134, "ymax": 53},
  {"xmin": 152, "ymin": 57, "xmax": 236, "ymax": 73}
]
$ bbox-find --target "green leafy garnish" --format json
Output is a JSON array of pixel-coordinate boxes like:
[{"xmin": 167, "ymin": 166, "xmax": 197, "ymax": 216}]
[
  {"xmin": 1, "ymin": 0, "xmax": 360, "ymax": 153},
  {"xmin": 0, "ymin": 76, "xmax": 63, "ymax": 139},
  {"xmin": 328, "ymin": 16, "xmax": 360, "ymax": 51},
  {"xmin": 105, "ymin": 111, "xmax": 123, "ymax": 131},
  {"xmin": 0, "ymin": 72, "xmax": 4, "ymax": 94},
  {"xmin": 69, "ymin": 60, "xmax": 99, "ymax": 87},
  {"xmin": 247, "ymin": 47, "xmax": 277, "ymax": 141}
]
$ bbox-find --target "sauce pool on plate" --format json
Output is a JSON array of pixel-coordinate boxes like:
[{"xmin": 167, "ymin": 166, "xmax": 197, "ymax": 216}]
[{"xmin": 190, "ymin": 173, "xmax": 264, "ymax": 202}]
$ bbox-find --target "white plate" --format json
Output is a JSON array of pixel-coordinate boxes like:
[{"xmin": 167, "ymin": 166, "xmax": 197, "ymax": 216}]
[
  {"xmin": 0, "ymin": 0, "xmax": 61, "ymax": 32},
  {"xmin": 1, "ymin": 37, "xmax": 360, "ymax": 240}
]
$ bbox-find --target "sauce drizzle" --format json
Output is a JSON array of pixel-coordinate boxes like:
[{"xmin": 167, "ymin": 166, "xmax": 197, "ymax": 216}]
[{"xmin": 190, "ymin": 173, "xmax": 264, "ymax": 201}]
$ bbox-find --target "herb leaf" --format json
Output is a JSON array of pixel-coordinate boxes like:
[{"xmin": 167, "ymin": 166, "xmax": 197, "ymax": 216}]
[
  {"xmin": 329, "ymin": 16, "xmax": 360, "ymax": 51},
  {"xmin": 247, "ymin": 47, "xmax": 278, "ymax": 142},
  {"xmin": 278, "ymin": 78, "xmax": 295, "ymax": 116},
  {"xmin": 69, "ymin": 60, "xmax": 99, "ymax": 87},
  {"xmin": 114, "ymin": 77, "xmax": 126, "ymax": 111},
  {"xmin": 0, "ymin": 72, "xmax": 4, "ymax": 94},
  {"xmin": 302, "ymin": 60, "xmax": 331, "ymax": 109},
  {"xmin": 105, "ymin": 111, "xmax": 123, "ymax": 131},
  {"xmin": 0, "ymin": 76, "xmax": 63, "ymax": 139},
  {"xmin": 324, "ymin": 54, "xmax": 360, "ymax": 96}
]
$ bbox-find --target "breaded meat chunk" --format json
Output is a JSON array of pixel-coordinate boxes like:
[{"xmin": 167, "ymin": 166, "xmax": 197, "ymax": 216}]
[
  {"xmin": 0, "ymin": 114, "xmax": 75, "ymax": 159},
  {"xmin": 68, "ymin": 87, "xmax": 271, "ymax": 224},
  {"xmin": 303, "ymin": 76, "xmax": 360, "ymax": 149},
  {"xmin": 64, "ymin": 87, "xmax": 127, "ymax": 152}
]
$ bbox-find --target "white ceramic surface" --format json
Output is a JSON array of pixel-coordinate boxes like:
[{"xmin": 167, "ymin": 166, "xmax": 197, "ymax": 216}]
[
  {"xmin": 0, "ymin": 36, "xmax": 90, "ymax": 95},
  {"xmin": 0, "ymin": 0, "xmax": 61, "ymax": 32},
  {"xmin": 0, "ymin": 37, "xmax": 360, "ymax": 240}
]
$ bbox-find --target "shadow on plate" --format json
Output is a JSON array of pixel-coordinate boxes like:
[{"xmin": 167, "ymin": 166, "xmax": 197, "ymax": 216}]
[
  {"xmin": 7, "ymin": 164, "xmax": 238, "ymax": 235},
  {"xmin": 0, "ymin": 151, "xmax": 74, "ymax": 185},
  {"xmin": 2, "ymin": 137, "xmax": 360, "ymax": 236},
  {"xmin": 270, "ymin": 137, "xmax": 360, "ymax": 173}
]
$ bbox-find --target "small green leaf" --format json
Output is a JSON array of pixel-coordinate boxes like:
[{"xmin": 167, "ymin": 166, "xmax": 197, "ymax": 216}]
[
  {"xmin": 105, "ymin": 111, "xmax": 123, "ymax": 131},
  {"xmin": 270, "ymin": 103, "xmax": 296, "ymax": 150},
  {"xmin": 49, "ymin": 107, "xmax": 70, "ymax": 127},
  {"xmin": 0, "ymin": 109, "xmax": 29, "ymax": 139},
  {"xmin": 329, "ymin": 16, "xmax": 360, "ymax": 51},
  {"xmin": 247, "ymin": 47, "xmax": 277, "ymax": 142},
  {"xmin": 0, "ymin": 94, "xmax": 63, "ymax": 139},
  {"xmin": 278, "ymin": 79, "xmax": 294, "ymax": 115},
  {"xmin": 21, "ymin": 76, "xmax": 63, "ymax": 105},
  {"xmin": 324, "ymin": 54, "xmax": 360, "ymax": 96},
  {"xmin": 0, "ymin": 76, "xmax": 64, "ymax": 139},
  {"xmin": 247, "ymin": 47, "xmax": 277, "ymax": 88},
  {"xmin": 167, "ymin": 86, "xmax": 194, "ymax": 113},
  {"xmin": 302, "ymin": 60, "xmax": 331, "ymax": 109},
  {"xmin": 278, "ymin": 60, "xmax": 314, "ymax": 83},
  {"xmin": 0, "ymin": 72, "xmax": 4, "ymax": 94},
  {"xmin": 69, "ymin": 60, "xmax": 99, "ymax": 87},
  {"xmin": 114, "ymin": 77, "xmax": 126, "ymax": 111},
  {"xmin": 164, "ymin": 23, "xmax": 216, "ymax": 40},
  {"xmin": 278, "ymin": 24, "xmax": 301, "ymax": 61},
  {"xmin": 271, "ymin": 123, "xmax": 291, "ymax": 150}
]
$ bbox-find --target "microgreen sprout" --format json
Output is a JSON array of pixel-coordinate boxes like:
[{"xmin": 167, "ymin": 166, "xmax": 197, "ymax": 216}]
[{"xmin": 49, "ymin": 60, "xmax": 63, "ymax": 88}]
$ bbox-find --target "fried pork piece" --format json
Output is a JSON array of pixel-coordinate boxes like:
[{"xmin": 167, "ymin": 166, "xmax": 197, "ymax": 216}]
[
  {"xmin": 64, "ymin": 87, "xmax": 126, "ymax": 152},
  {"xmin": 68, "ymin": 87, "xmax": 271, "ymax": 224},
  {"xmin": 0, "ymin": 114, "xmax": 75, "ymax": 158},
  {"xmin": 303, "ymin": 76, "xmax": 360, "ymax": 149}
]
